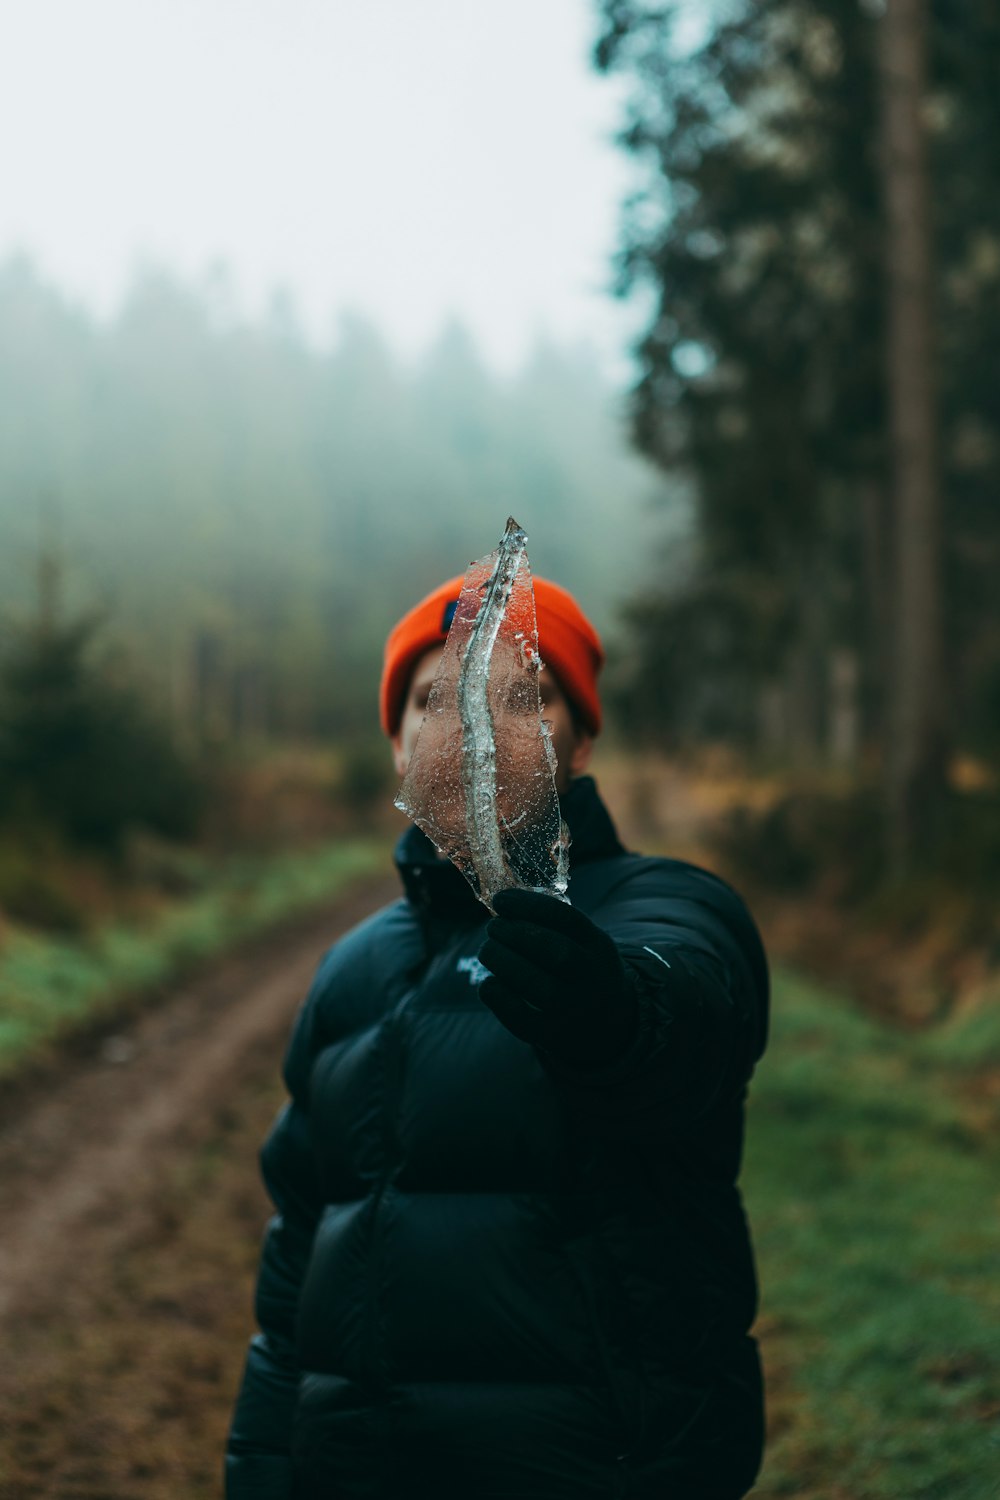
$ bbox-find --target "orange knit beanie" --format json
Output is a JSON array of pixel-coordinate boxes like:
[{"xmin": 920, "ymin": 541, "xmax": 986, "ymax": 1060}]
[{"xmin": 380, "ymin": 573, "xmax": 604, "ymax": 737}]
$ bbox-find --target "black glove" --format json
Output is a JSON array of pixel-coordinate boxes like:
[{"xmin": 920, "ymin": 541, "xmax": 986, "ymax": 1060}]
[{"xmin": 478, "ymin": 888, "xmax": 638, "ymax": 1068}]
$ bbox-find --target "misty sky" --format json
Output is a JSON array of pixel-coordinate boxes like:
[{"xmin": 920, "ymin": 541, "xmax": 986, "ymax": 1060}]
[{"xmin": 1, "ymin": 0, "xmax": 645, "ymax": 372}]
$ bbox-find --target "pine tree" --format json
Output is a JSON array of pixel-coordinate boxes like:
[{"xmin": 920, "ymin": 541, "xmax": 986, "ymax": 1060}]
[
  {"xmin": 597, "ymin": 0, "xmax": 1000, "ymax": 856},
  {"xmin": 597, "ymin": 0, "xmax": 887, "ymax": 756},
  {"xmin": 0, "ymin": 555, "xmax": 201, "ymax": 851},
  {"xmin": 879, "ymin": 0, "xmax": 946, "ymax": 867}
]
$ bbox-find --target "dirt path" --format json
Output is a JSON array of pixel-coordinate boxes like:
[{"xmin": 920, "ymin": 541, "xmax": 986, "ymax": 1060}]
[{"xmin": 0, "ymin": 872, "xmax": 397, "ymax": 1500}]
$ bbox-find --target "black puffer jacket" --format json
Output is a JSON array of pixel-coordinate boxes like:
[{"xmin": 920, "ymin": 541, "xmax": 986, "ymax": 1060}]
[{"xmin": 226, "ymin": 777, "xmax": 769, "ymax": 1500}]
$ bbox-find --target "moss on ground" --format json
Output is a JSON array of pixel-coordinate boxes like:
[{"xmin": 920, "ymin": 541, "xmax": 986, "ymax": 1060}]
[{"xmin": 748, "ymin": 972, "xmax": 1000, "ymax": 1498}]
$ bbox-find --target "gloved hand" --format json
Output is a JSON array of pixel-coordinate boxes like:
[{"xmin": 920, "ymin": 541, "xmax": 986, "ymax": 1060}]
[{"xmin": 478, "ymin": 888, "xmax": 638, "ymax": 1068}]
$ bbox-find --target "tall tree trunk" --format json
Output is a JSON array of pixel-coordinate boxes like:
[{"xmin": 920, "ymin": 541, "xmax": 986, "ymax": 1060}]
[
  {"xmin": 860, "ymin": 478, "xmax": 890, "ymax": 748},
  {"xmin": 879, "ymin": 0, "xmax": 947, "ymax": 872}
]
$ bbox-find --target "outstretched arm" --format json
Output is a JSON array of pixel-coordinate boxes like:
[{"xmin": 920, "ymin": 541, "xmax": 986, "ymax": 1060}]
[{"xmin": 478, "ymin": 874, "xmax": 767, "ymax": 1139}]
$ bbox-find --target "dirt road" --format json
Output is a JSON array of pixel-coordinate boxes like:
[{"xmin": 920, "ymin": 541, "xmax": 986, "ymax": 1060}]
[{"xmin": 0, "ymin": 873, "xmax": 398, "ymax": 1500}]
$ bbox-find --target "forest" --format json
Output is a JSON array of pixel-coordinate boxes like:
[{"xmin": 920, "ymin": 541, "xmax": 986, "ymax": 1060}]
[
  {"xmin": 0, "ymin": 253, "xmax": 663, "ymax": 745},
  {"xmin": 1, "ymin": 3, "xmax": 999, "ymax": 1496},
  {"xmin": 598, "ymin": 0, "xmax": 1000, "ymax": 876},
  {"xmin": 4, "ymin": 0, "xmax": 998, "ymax": 887}
]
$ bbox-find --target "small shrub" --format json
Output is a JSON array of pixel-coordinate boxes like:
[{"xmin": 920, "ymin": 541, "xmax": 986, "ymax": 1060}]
[
  {"xmin": 335, "ymin": 740, "xmax": 392, "ymax": 813},
  {"xmin": 719, "ymin": 786, "xmax": 885, "ymax": 896},
  {"xmin": 0, "ymin": 845, "xmax": 86, "ymax": 933},
  {"xmin": 0, "ymin": 612, "xmax": 204, "ymax": 852}
]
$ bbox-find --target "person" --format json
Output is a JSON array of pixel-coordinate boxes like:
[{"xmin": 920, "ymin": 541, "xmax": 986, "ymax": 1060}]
[{"xmin": 225, "ymin": 573, "xmax": 769, "ymax": 1500}]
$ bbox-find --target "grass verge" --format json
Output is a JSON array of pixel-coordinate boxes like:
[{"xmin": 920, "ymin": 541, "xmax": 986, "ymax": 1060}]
[
  {"xmin": 747, "ymin": 970, "xmax": 1000, "ymax": 1498},
  {"xmin": 0, "ymin": 839, "xmax": 386, "ymax": 1078}
]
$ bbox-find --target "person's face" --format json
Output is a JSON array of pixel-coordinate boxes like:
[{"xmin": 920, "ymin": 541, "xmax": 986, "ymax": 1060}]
[
  {"xmin": 537, "ymin": 663, "xmax": 594, "ymax": 794},
  {"xmin": 392, "ymin": 645, "xmax": 446, "ymax": 782},
  {"xmin": 391, "ymin": 645, "xmax": 593, "ymax": 795}
]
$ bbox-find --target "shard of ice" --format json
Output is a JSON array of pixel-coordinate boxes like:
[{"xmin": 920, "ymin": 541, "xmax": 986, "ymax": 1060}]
[{"xmin": 394, "ymin": 517, "xmax": 570, "ymax": 911}]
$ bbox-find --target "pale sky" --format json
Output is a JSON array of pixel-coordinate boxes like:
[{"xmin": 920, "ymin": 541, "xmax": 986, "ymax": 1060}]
[{"xmin": 0, "ymin": 0, "xmax": 645, "ymax": 372}]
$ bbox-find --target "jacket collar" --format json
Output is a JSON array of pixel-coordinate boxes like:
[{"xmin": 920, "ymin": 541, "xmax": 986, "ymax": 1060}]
[
  {"xmin": 394, "ymin": 775, "xmax": 625, "ymax": 922},
  {"xmin": 559, "ymin": 775, "xmax": 627, "ymax": 866}
]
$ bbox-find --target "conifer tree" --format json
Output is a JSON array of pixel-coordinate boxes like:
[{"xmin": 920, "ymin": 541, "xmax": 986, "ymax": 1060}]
[
  {"xmin": 0, "ymin": 554, "xmax": 201, "ymax": 850},
  {"xmin": 597, "ymin": 0, "xmax": 1000, "ymax": 853}
]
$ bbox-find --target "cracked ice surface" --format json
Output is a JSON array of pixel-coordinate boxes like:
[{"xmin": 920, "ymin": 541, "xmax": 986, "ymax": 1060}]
[{"xmin": 394, "ymin": 517, "xmax": 570, "ymax": 911}]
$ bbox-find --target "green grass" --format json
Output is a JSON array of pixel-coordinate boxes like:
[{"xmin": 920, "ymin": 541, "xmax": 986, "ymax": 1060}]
[
  {"xmin": 747, "ymin": 971, "xmax": 1000, "ymax": 1498},
  {"xmin": 0, "ymin": 839, "xmax": 386, "ymax": 1076}
]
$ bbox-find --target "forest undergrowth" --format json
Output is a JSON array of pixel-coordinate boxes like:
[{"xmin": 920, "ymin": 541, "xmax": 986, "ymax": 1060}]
[
  {"xmin": 602, "ymin": 750, "xmax": 1000, "ymax": 1034},
  {"xmin": 0, "ymin": 745, "xmax": 395, "ymax": 1078}
]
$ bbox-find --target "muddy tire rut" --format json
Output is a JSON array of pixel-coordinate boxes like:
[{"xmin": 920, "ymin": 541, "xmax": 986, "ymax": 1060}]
[{"xmin": 0, "ymin": 874, "xmax": 397, "ymax": 1500}]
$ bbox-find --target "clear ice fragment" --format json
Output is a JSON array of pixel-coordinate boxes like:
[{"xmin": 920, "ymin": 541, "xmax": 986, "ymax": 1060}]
[{"xmin": 394, "ymin": 517, "xmax": 570, "ymax": 912}]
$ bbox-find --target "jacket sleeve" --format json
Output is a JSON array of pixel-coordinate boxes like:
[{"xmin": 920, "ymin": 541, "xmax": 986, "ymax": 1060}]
[
  {"xmin": 544, "ymin": 863, "xmax": 769, "ymax": 1141},
  {"xmin": 225, "ymin": 961, "xmax": 331, "ymax": 1500}
]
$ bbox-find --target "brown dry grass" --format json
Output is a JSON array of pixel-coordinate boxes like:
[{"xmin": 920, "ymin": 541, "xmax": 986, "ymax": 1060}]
[{"xmin": 596, "ymin": 749, "xmax": 1000, "ymax": 1028}]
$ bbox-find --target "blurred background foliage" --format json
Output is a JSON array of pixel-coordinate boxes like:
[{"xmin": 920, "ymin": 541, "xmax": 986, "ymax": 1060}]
[
  {"xmin": 597, "ymin": 0, "xmax": 1000, "ymax": 877},
  {"xmin": 0, "ymin": 0, "xmax": 997, "ymax": 961},
  {"xmin": 1, "ymin": 7, "xmax": 997, "ymax": 1494},
  {"xmin": 0, "ymin": 252, "xmax": 664, "ymax": 745},
  {"xmin": 0, "ymin": 251, "xmax": 669, "ymax": 946}
]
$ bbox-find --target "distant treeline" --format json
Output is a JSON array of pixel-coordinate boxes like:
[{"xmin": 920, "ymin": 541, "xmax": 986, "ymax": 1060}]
[{"xmin": 0, "ymin": 256, "xmax": 666, "ymax": 742}]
